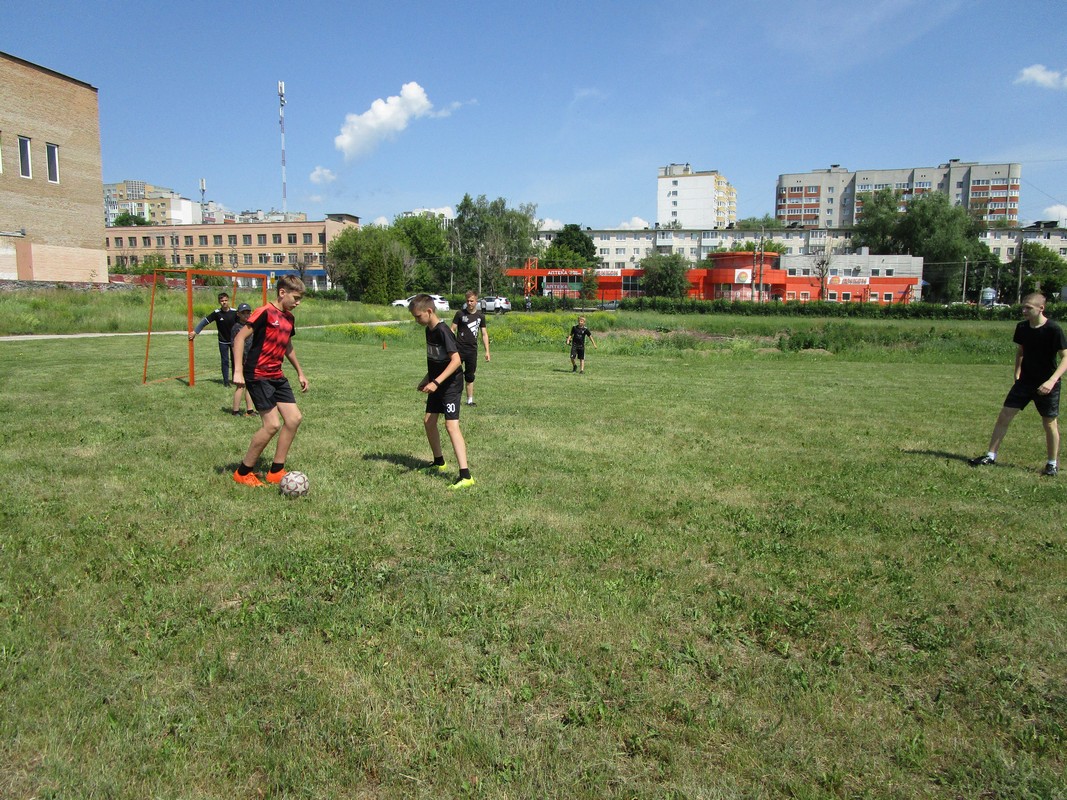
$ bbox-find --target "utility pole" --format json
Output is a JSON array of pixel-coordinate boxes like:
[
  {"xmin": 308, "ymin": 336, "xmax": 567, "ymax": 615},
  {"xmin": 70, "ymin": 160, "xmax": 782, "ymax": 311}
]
[
  {"xmin": 278, "ymin": 81, "xmax": 287, "ymax": 222},
  {"xmin": 1016, "ymin": 232, "xmax": 1025, "ymax": 303},
  {"xmin": 961, "ymin": 257, "xmax": 968, "ymax": 302},
  {"xmin": 199, "ymin": 178, "xmax": 206, "ymax": 223}
]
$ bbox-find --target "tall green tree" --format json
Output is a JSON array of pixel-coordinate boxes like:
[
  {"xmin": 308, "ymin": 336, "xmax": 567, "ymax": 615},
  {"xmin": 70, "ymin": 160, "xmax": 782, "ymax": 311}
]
[
  {"xmin": 851, "ymin": 189, "xmax": 903, "ymax": 254},
  {"xmin": 894, "ymin": 193, "xmax": 988, "ymax": 302},
  {"xmin": 451, "ymin": 194, "xmax": 539, "ymax": 295},
  {"xmin": 327, "ymin": 225, "xmax": 406, "ymax": 304},
  {"xmin": 735, "ymin": 213, "xmax": 784, "ymax": 230},
  {"xmin": 580, "ymin": 267, "xmax": 599, "ymax": 302},
  {"xmin": 551, "ymin": 224, "xmax": 597, "ymax": 264},
  {"xmin": 1011, "ymin": 242, "xmax": 1067, "ymax": 299},
  {"xmin": 640, "ymin": 253, "xmax": 691, "ymax": 298},
  {"xmin": 392, "ymin": 214, "xmax": 450, "ymax": 292}
]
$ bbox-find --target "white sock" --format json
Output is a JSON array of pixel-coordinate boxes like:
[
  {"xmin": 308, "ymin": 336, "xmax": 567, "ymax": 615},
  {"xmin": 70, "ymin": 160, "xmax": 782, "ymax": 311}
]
[
  {"xmin": 1049, "ymin": 460, "xmax": 1058, "ymax": 467},
  {"xmin": 987, "ymin": 451, "xmax": 996, "ymax": 461}
]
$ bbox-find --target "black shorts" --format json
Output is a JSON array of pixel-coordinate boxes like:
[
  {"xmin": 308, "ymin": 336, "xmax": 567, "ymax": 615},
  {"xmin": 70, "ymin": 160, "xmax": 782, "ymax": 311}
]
[
  {"xmin": 570, "ymin": 344, "xmax": 585, "ymax": 359},
  {"xmin": 458, "ymin": 344, "xmax": 478, "ymax": 383},
  {"xmin": 1004, "ymin": 379, "xmax": 1060, "ymax": 418},
  {"xmin": 247, "ymin": 377, "xmax": 296, "ymax": 412},
  {"xmin": 425, "ymin": 379, "xmax": 463, "ymax": 420}
]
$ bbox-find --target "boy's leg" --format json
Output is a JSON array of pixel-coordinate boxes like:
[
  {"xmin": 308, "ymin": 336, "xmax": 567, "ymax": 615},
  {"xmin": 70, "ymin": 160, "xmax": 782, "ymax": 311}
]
[
  {"xmin": 986, "ymin": 406, "xmax": 1020, "ymax": 455},
  {"xmin": 424, "ymin": 412, "xmax": 444, "ymax": 459},
  {"xmin": 241, "ymin": 408, "xmax": 283, "ymax": 468},
  {"xmin": 444, "ymin": 418, "xmax": 469, "ymax": 470},
  {"xmin": 232, "ymin": 385, "xmax": 242, "ymax": 414},
  {"xmin": 219, "ymin": 341, "xmax": 232, "ymax": 386},
  {"xmin": 1041, "ymin": 415, "xmax": 1059, "ymax": 462},
  {"xmin": 270, "ymin": 402, "xmax": 303, "ymax": 466}
]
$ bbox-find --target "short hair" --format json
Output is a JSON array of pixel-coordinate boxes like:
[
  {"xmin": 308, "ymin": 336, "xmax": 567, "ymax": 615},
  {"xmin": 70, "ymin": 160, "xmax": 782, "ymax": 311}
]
[
  {"xmin": 276, "ymin": 275, "xmax": 306, "ymax": 294},
  {"xmin": 409, "ymin": 293, "xmax": 436, "ymax": 313},
  {"xmin": 217, "ymin": 292, "xmax": 229, "ymax": 301},
  {"xmin": 1022, "ymin": 292, "xmax": 1046, "ymax": 308},
  {"xmin": 465, "ymin": 290, "xmax": 478, "ymax": 300}
]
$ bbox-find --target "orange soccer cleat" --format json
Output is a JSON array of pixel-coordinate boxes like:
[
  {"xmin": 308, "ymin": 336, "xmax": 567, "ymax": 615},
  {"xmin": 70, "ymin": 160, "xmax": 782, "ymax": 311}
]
[
  {"xmin": 265, "ymin": 469, "xmax": 288, "ymax": 484},
  {"xmin": 233, "ymin": 469, "xmax": 265, "ymax": 488}
]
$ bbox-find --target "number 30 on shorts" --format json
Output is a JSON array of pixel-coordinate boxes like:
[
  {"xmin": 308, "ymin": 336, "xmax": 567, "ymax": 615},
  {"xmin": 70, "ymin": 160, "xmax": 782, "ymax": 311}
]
[{"xmin": 446, "ymin": 402, "xmax": 456, "ymax": 414}]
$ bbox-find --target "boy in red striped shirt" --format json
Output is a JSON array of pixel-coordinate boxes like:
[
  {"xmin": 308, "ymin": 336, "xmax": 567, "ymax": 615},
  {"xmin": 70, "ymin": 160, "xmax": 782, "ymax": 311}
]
[{"xmin": 231, "ymin": 276, "xmax": 309, "ymax": 487}]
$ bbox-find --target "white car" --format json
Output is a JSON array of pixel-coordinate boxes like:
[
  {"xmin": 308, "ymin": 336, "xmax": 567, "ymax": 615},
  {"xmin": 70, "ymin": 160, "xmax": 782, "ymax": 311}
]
[
  {"xmin": 392, "ymin": 294, "xmax": 450, "ymax": 312},
  {"xmin": 478, "ymin": 296, "xmax": 512, "ymax": 313}
]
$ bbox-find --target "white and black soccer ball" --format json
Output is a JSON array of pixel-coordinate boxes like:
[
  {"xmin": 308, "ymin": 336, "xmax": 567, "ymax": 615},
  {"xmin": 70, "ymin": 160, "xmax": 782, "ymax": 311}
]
[{"xmin": 279, "ymin": 470, "xmax": 310, "ymax": 498}]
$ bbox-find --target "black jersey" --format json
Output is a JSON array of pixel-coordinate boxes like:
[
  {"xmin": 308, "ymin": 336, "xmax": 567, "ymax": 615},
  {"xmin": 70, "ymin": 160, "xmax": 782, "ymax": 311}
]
[
  {"xmin": 197, "ymin": 307, "xmax": 239, "ymax": 343},
  {"xmin": 1014, "ymin": 318, "xmax": 1067, "ymax": 384},
  {"xmin": 452, "ymin": 309, "xmax": 487, "ymax": 348},
  {"xmin": 570, "ymin": 324, "xmax": 593, "ymax": 344},
  {"xmin": 426, "ymin": 321, "xmax": 462, "ymax": 390}
]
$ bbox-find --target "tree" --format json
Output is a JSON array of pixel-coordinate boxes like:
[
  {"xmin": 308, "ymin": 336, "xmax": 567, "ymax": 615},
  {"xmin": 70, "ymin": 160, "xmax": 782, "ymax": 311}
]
[
  {"xmin": 851, "ymin": 189, "xmax": 903, "ymax": 254},
  {"xmin": 551, "ymin": 224, "xmax": 597, "ymax": 264},
  {"xmin": 1011, "ymin": 242, "xmax": 1067, "ymax": 299},
  {"xmin": 113, "ymin": 212, "xmax": 150, "ymax": 227},
  {"xmin": 895, "ymin": 193, "xmax": 988, "ymax": 303},
  {"xmin": 640, "ymin": 253, "xmax": 690, "ymax": 298},
  {"xmin": 451, "ymin": 194, "xmax": 538, "ymax": 295},
  {"xmin": 327, "ymin": 225, "xmax": 406, "ymax": 304},
  {"xmin": 735, "ymin": 213, "xmax": 783, "ymax": 230},
  {"xmin": 580, "ymin": 267, "xmax": 599, "ymax": 302},
  {"xmin": 733, "ymin": 239, "xmax": 788, "ymax": 254},
  {"xmin": 811, "ymin": 252, "xmax": 832, "ymax": 301},
  {"xmin": 393, "ymin": 214, "xmax": 450, "ymax": 291}
]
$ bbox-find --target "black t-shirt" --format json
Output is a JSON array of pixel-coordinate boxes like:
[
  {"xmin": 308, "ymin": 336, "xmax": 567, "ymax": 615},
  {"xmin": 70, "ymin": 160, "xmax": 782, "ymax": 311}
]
[
  {"xmin": 452, "ymin": 309, "xmax": 487, "ymax": 348},
  {"xmin": 1014, "ymin": 318, "xmax": 1067, "ymax": 384},
  {"xmin": 426, "ymin": 321, "xmax": 462, "ymax": 390},
  {"xmin": 202, "ymin": 307, "xmax": 239, "ymax": 343},
  {"xmin": 570, "ymin": 325, "xmax": 592, "ymax": 345}
]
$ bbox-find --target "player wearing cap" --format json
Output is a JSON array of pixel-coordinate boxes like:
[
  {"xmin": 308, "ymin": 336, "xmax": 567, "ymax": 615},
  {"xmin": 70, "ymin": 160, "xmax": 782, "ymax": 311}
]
[{"xmin": 229, "ymin": 303, "xmax": 257, "ymax": 416}]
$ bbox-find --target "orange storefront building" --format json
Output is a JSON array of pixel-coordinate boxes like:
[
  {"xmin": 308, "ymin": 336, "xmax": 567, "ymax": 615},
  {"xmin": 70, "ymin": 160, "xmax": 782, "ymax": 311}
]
[{"xmin": 507, "ymin": 252, "xmax": 919, "ymax": 304}]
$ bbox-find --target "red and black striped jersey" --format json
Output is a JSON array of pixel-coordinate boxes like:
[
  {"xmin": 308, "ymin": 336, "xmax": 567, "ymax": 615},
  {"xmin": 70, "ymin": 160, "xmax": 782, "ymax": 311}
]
[{"xmin": 244, "ymin": 303, "xmax": 296, "ymax": 381}]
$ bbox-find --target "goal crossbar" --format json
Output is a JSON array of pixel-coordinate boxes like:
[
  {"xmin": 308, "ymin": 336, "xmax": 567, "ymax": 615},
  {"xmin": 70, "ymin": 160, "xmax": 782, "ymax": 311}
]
[{"xmin": 142, "ymin": 268, "xmax": 269, "ymax": 386}]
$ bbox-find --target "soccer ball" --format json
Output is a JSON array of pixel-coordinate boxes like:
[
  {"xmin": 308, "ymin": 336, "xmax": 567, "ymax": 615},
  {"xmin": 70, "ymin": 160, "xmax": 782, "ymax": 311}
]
[{"xmin": 279, "ymin": 470, "xmax": 310, "ymax": 498}]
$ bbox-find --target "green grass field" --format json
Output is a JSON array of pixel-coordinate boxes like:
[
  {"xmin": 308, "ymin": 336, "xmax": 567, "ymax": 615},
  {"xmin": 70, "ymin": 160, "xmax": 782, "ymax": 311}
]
[{"xmin": 1, "ymin": 300, "xmax": 1064, "ymax": 798}]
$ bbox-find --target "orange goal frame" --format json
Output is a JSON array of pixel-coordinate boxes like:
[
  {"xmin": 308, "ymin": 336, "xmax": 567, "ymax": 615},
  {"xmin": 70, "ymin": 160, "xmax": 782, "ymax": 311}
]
[{"xmin": 142, "ymin": 268, "xmax": 269, "ymax": 386}]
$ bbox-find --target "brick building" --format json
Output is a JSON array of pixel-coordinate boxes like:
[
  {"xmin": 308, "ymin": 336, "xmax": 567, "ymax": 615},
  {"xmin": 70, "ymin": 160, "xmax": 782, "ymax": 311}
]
[{"xmin": 0, "ymin": 51, "xmax": 106, "ymax": 283}]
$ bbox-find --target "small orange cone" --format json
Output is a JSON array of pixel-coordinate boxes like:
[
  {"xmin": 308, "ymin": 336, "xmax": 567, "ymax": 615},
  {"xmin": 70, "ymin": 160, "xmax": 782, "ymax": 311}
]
[{"xmin": 382, "ymin": 340, "xmax": 387, "ymax": 350}]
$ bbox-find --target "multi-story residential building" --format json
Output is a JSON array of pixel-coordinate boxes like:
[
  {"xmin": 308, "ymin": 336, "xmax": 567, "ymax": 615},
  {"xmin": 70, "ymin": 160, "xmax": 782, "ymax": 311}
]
[
  {"xmin": 104, "ymin": 213, "xmax": 360, "ymax": 290},
  {"xmin": 104, "ymin": 179, "xmax": 203, "ymax": 226},
  {"xmin": 0, "ymin": 51, "xmax": 106, "ymax": 283},
  {"xmin": 776, "ymin": 160, "xmax": 1021, "ymax": 229},
  {"xmin": 657, "ymin": 163, "xmax": 737, "ymax": 229},
  {"xmin": 982, "ymin": 221, "xmax": 1067, "ymax": 264}
]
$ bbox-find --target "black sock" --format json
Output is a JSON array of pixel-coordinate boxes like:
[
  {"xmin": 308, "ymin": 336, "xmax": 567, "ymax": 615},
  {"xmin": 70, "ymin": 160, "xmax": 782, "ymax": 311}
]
[
  {"xmin": 269, "ymin": 462, "xmax": 285, "ymax": 474},
  {"xmin": 433, "ymin": 456, "xmax": 445, "ymax": 466},
  {"xmin": 459, "ymin": 468, "xmax": 471, "ymax": 480},
  {"xmin": 237, "ymin": 464, "xmax": 253, "ymax": 476}
]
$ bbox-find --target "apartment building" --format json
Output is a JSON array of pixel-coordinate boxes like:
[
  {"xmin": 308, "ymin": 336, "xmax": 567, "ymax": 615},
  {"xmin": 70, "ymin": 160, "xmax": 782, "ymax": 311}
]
[
  {"xmin": 104, "ymin": 179, "xmax": 202, "ymax": 226},
  {"xmin": 657, "ymin": 163, "xmax": 737, "ymax": 229},
  {"xmin": 104, "ymin": 213, "xmax": 360, "ymax": 289},
  {"xmin": 0, "ymin": 51, "xmax": 106, "ymax": 283},
  {"xmin": 776, "ymin": 160, "xmax": 1021, "ymax": 229}
]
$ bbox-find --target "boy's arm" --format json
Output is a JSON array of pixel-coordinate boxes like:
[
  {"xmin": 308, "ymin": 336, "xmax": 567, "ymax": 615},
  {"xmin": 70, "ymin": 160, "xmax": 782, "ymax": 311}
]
[
  {"xmin": 420, "ymin": 352, "xmax": 461, "ymax": 393},
  {"xmin": 481, "ymin": 325, "xmax": 490, "ymax": 360},
  {"xmin": 588, "ymin": 330, "xmax": 597, "ymax": 348},
  {"xmin": 285, "ymin": 343, "xmax": 308, "ymax": 392},
  {"xmin": 189, "ymin": 315, "xmax": 210, "ymax": 340},
  {"xmin": 1038, "ymin": 347, "xmax": 1067, "ymax": 395},
  {"xmin": 1014, "ymin": 344, "xmax": 1024, "ymax": 381},
  {"xmin": 232, "ymin": 324, "xmax": 251, "ymax": 385}
]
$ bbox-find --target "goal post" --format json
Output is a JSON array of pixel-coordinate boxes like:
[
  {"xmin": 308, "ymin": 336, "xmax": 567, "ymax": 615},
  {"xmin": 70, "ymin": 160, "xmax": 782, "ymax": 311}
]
[{"xmin": 143, "ymin": 268, "xmax": 269, "ymax": 386}]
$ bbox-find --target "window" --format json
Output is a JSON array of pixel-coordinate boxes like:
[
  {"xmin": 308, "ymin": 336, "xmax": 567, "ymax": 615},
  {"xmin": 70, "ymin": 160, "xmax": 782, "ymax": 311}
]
[
  {"xmin": 884, "ymin": 269, "xmax": 894, "ymax": 277},
  {"xmin": 288, "ymin": 253, "xmax": 298, "ymax": 264},
  {"xmin": 883, "ymin": 293, "xmax": 893, "ymax": 302},
  {"xmin": 198, "ymin": 236, "xmax": 208, "ymax": 246},
  {"xmin": 787, "ymin": 268, "xmax": 797, "ymax": 276},
  {"xmin": 288, "ymin": 233, "xmax": 297, "ymax": 244},
  {"xmin": 114, "ymin": 236, "xmax": 123, "ymax": 247},
  {"xmin": 213, "ymin": 235, "xmax": 223, "ymax": 246},
  {"xmin": 800, "ymin": 291, "xmax": 810, "ymax": 301},
  {"xmin": 228, "ymin": 235, "xmax": 237, "ymax": 246},
  {"xmin": 127, "ymin": 238, "xmax": 136, "ymax": 248},
  {"xmin": 243, "ymin": 254, "xmax": 253, "ymax": 265},
  {"xmin": 257, "ymin": 234, "xmax": 267, "ymax": 245},
  {"xmin": 171, "ymin": 255, "xmax": 181, "ymax": 265},
  {"xmin": 18, "ymin": 136, "xmax": 31, "ymax": 178},
  {"xmin": 142, "ymin": 236, "xmax": 151, "ymax": 247},
  {"xmin": 185, "ymin": 255, "xmax": 195, "ymax": 265},
  {"xmin": 303, "ymin": 233, "xmax": 313, "ymax": 244},
  {"xmin": 199, "ymin": 254, "xmax": 209, "ymax": 264},
  {"xmin": 184, "ymin": 235, "xmax": 193, "ymax": 246},
  {"xmin": 155, "ymin": 236, "xmax": 166, "ymax": 247},
  {"xmin": 243, "ymin": 234, "xmax": 252, "ymax": 246},
  {"xmin": 272, "ymin": 234, "xmax": 282, "ymax": 244},
  {"xmin": 215, "ymin": 254, "xmax": 224, "ymax": 265},
  {"xmin": 46, "ymin": 143, "xmax": 59, "ymax": 183},
  {"xmin": 273, "ymin": 253, "xmax": 285, "ymax": 263},
  {"xmin": 258, "ymin": 254, "xmax": 270, "ymax": 264},
  {"xmin": 842, "ymin": 292, "xmax": 851, "ymax": 301}
]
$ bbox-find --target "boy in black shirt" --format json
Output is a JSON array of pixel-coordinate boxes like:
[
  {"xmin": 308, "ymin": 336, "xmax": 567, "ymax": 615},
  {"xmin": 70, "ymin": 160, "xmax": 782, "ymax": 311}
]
[
  {"xmin": 450, "ymin": 290, "xmax": 491, "ymax": 406},
  {"xmin": 411, "ymin": 294, "xmax": 475, "ymax": 490},
  {"xmin": 190, "ymin": 291, "xmax": 239, "ymax": 386},
  {"xmin": 567, "ymin": 315, "xmax": 597, "ymax": 374},
  {"xmin": 969, "ymin": 293, "xmax": 1067, "ymax": 476}
]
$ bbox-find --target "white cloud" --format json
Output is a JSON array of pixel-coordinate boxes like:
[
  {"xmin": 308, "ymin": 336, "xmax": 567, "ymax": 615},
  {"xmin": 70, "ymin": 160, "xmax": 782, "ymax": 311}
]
[
  {"xmin": 616, "ymin": 216, "xmax": 650, "ymax": 230},
  {"xmin": 1043, "ymin": 204, "xmax": 1067, "ymax": 224},
  {"xmin": 309, "ymin": 166, "xmax": 336, "ymax": 185},
  {"xmin": 1015, "ymin": 64, "xmax": 1067, "ymax": 90},
  {"xmin": 538, "ymin": 218, "xmax": 564, "ymax": 231},
  {"xmin": 308, "ymin": 194, "xmax": 324, "ymax": 204},
  {"xmin": 334, "ymin": 82, "xmax": 455, "ymax": 161},
  {"xmin": 372, "ymin": 216, "xmax": 390, "ymax": 227}
]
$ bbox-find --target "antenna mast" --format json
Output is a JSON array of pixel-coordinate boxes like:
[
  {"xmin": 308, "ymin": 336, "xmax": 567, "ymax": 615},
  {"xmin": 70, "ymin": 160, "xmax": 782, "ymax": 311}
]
[{"xmin": 278, "ymin": 81, "xmax": 287, "ymax": 221}]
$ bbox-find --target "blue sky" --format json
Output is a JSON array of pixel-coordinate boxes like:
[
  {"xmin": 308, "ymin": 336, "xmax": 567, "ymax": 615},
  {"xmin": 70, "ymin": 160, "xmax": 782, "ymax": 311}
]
[{"xmin": 10, "ymin": 0, "xmax": 1067, "ymax": 228}]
